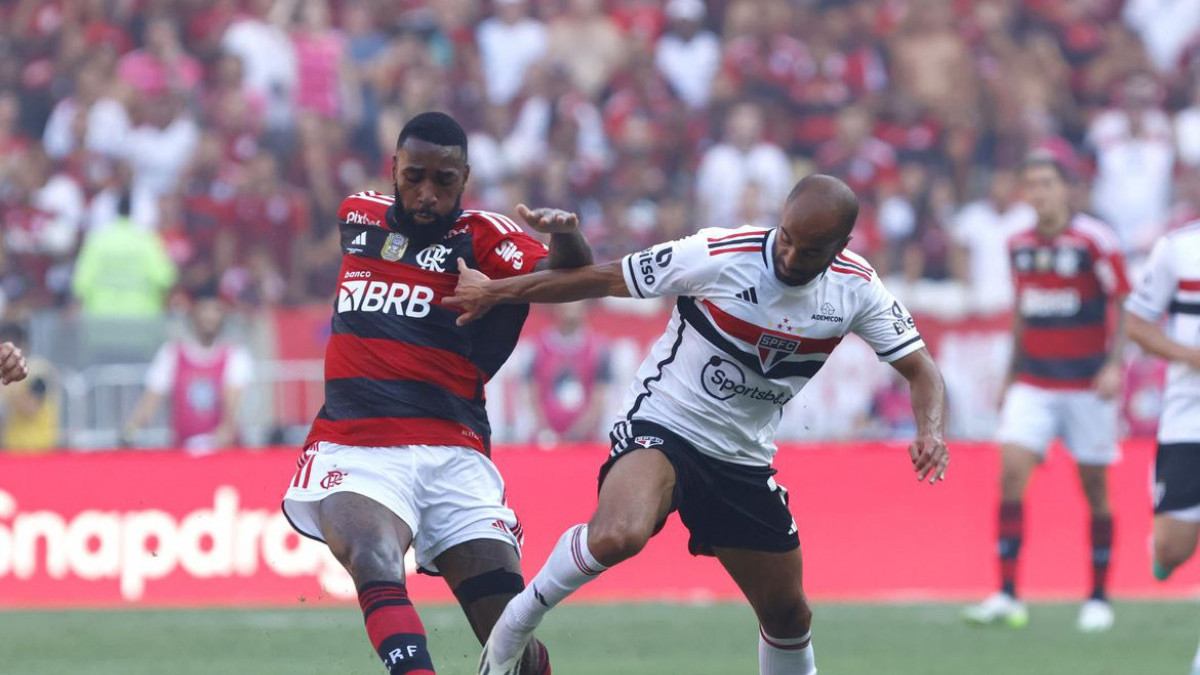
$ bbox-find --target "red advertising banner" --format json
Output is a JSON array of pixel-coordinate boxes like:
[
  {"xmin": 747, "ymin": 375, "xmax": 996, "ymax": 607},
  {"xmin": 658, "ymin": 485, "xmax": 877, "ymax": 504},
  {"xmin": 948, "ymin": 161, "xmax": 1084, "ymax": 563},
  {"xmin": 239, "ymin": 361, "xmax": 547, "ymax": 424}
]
[{"xmin": 0, "ymin": 441, "xmax": 1196, "ymax": 608}]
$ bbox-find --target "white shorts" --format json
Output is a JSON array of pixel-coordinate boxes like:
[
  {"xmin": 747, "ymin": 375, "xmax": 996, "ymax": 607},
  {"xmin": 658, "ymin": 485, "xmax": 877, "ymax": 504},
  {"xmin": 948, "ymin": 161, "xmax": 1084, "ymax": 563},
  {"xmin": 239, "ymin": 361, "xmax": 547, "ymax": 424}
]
[
  {"xmin": 281, "ymin": 442, "xmax": 522, "ymax": 573},
  {"xmin": 997, "ymin": 382, "xmax": 1120, "ymax": 466}
]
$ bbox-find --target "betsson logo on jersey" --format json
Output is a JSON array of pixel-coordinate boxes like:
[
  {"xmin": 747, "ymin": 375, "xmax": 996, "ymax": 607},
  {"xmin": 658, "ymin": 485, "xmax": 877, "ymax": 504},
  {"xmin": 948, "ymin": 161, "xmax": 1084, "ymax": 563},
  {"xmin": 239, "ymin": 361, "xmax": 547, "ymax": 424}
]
[{"xmin": 338, "ymin": 280, "xmax": 434, "ymax": 317}]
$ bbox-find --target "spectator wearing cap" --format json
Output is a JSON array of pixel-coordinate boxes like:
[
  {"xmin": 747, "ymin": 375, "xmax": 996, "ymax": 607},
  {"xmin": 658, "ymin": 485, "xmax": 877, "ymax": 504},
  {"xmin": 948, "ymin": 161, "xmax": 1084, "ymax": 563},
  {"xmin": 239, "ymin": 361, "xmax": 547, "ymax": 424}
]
[
  {"xmin": 654, "ymin": 0, "xmax": 721, "ymax": 110},
  {"xmin": 477, "ymin": 0, "xmax": 548, "ymax": 106},
  {"xmin": 122, "ymin": 285, "xmax": 253, "ymax": 453}
]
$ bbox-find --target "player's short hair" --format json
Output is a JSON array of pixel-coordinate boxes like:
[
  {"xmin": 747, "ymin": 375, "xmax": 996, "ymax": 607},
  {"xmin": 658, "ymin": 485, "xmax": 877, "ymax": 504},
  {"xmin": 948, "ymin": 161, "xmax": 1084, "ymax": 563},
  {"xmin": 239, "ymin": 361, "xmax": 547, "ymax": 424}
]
[
  {"xmin": 1019, "ymin": 152, "xmax": 1072, "ymax": 183},
  {"xmin": 396, "ymin": 111, "xmax": 468, "ymax": 156}
]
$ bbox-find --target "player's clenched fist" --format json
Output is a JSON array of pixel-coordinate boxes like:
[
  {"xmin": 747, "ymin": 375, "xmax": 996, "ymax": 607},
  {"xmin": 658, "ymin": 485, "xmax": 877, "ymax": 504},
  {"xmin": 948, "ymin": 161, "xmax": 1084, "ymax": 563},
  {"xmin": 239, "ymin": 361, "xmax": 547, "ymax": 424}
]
[
  {"xmin": 0, "ymin": 341, "xmax": 28, "ymax": 385},
  {"xmin": 908, "ymin": 435, "xmax": 949, "ymax": 484},
  {"xmin": 516, "ymin": 203, "xmax": 579, "ymax": 234},
  {"xmin": 447, "ymin": 258, "xmax": 498, "ymax": 326}
]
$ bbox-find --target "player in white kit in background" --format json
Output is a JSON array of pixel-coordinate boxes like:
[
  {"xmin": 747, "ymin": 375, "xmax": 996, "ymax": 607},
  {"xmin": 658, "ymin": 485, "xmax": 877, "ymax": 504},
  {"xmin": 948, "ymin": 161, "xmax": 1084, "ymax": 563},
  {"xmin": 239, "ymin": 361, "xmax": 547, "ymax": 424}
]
[
  {"xmin": 448, "ymin": 175, "xmax": 950, "ymax": 675},
  {"xmin": 1124, "ymin": 222, "xmax": 1200, "ymax": 675}
]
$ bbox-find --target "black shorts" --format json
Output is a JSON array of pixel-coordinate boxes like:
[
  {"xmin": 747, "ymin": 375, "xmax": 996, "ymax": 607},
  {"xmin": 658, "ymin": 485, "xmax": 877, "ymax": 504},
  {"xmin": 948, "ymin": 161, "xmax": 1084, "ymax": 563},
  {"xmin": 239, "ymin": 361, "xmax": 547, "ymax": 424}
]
[
  {"xmin": 600, "ymin": 420, "xmax": 799, "ymax": 556},
  {"xmin": 1154, "ymin": 443, "xmax": 1200, "ymax": 514}
]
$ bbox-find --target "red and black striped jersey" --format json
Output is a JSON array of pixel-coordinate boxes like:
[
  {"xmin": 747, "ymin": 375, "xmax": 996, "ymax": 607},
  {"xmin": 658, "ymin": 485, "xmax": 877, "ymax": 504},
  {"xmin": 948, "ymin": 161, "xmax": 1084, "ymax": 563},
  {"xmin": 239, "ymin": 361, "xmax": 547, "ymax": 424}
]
[
  {"xmin": 304, "ymin": 191, "xmax": 549, "ymax": 454},
  {"xmin": 1008, "ymin": 213, "xmax": 1130, "ymax": 390}
]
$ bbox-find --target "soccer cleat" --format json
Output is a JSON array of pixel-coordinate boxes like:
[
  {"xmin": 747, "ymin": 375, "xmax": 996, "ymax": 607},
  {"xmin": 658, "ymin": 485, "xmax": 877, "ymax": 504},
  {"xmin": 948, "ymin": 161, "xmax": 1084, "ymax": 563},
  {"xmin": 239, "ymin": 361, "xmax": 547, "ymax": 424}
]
[
  {"xmin": 1077, "ymin": 599, "xmax": 1114, "ymax": 632},
  {"xmin": 478, "ymin": 623, "xmax": 536, "ymax": 675},
  {"xmin": 963, "ymin": 592, "xmax": 1029, "ymax": 628}
]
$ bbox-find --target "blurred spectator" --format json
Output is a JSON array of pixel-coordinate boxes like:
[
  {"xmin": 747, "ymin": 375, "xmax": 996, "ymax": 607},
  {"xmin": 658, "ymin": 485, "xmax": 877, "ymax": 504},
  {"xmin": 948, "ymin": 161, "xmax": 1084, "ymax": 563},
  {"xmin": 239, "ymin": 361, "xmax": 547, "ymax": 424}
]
[
  {"xmin": 887, "ymin": 0, "xmax": 976, "ymax": 123},
  {"xmin": 41, "ymin": 62, "xmax": 130, "ymax": 160},
  {"xmin": 816, "ymin": 105, "xmax": 899, "ymax": 201},
  {"xmin": 1087, "ymin": 71, "xmax": 1174, "ymax": 253},
  {"xmin": 289, "ymin": 0, "xmax": 352, "ymax": 121},
  {"xmin": 527, "ymin": 302, "xmax": 612, "ymax": 446},
  {"xmin": 1162, "ymin": 167, "xmax": 1200, "ymax": 233},
  {"xmin": 125, "ymin": 93, "xmax": 201, "ymax": 202},
  {"xmin": 1176, "ymin": 80, "xmax": 1200, "ymax": 168},
  {"xmin": 122, "ymin": 285, "xmax": 252, "ymax": 453},
  {"xmin": 715, "ymin": 0, "xmax": 811, "ymax": 106},
  {"xmin": 71, "ymin": 191, "xmax": 177, "ymax": 319},
  {"xmin": 950, "ymin": 169, "xmax": 1035, "ymax": 314},
  {"xmin": 229, "ymin": 152, "xmax": 312, "ymax": 303},
  {"xmin": 695, "ymin": 102, "xmax": 792, "ymax": 229},
  {"xmin": 0, "ymin": 323, "xmax": 59, "ymax": 453},
  {"xmin": 1123, "ymin": 0, "xmax": 1200, "ymax": 73},
  {"xmin": 222, "ymin": 0, "xmax": 298, "ymax": 136},
  {"xmin": 117, "ymin": 16, "xmax": 203, "ymax": 98},
  {"xmin": 546, "ymin": 0, "xmax": 628, "ymax": 99},
  {"xmin": 654, "ymin": 0, "xmax": 720, "ymax": 110},
  {"xmin": 477, "ymin": 0, "xmax": 547, "ymax": 106}
]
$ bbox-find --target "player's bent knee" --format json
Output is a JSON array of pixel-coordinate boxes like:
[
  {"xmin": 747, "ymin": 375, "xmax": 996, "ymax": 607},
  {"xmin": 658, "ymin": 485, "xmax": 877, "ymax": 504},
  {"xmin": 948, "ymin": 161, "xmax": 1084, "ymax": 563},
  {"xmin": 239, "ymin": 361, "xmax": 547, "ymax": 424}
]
[
  {"xmin": 757, "ymin": 596, "xmax": 813, "ymax": 637},
  {"xmin": 586, "ymin": 520, "xmax": 652, "ymax": 565},
  {"xmin": 1155, "ymin": 537, "xmax": 1194, "ymax": 573}
]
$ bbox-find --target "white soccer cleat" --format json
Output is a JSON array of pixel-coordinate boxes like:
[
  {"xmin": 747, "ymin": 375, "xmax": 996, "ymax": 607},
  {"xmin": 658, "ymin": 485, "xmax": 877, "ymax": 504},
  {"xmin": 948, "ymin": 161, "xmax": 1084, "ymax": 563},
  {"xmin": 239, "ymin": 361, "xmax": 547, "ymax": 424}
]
[
  {"xmin": 1077, "ymin": 599, "xmax": 1114, "ymax": 633},
  {"xmin": 962, "ymin": 592, "xmax": 1029, "ymax": 628},
  {"xmin": 478, "ymin": 616, "xmax": 535, "ymax": 675}
]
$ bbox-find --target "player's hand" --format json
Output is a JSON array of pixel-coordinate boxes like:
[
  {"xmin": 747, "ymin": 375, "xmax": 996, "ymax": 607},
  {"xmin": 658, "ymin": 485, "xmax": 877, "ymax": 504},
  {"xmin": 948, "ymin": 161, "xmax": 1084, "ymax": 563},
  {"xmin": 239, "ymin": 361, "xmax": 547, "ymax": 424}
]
[
  {"xmin": 445, "ymin": 258, "xmax": 497, "ymax": 326},
  {"xmin": 1093, "ymin": 361, "xmax": 1122, "ymax": 400},
  {"xmin": 0, "ymin": 342, "xmax": 28, "ymax": 385},
  {"xmin": 516, "ymin": 203, "xmax": 579, "ymax": 234},
  {"xmin": 908, "ymin": 435, "xmax": 948, "ymax": 484}
]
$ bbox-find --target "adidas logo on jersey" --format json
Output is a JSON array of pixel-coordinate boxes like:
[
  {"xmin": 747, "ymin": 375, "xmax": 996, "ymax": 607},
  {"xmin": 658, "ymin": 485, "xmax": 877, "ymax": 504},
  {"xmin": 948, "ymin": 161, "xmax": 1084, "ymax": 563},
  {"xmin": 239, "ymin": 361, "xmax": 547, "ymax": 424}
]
[
  {"xmin": 736, "ymin": 287, "xmax": 759, "ymax": 304},
  {"xmin": 337, "ymin": 280, "xmax": 434, "ymax": 318}
]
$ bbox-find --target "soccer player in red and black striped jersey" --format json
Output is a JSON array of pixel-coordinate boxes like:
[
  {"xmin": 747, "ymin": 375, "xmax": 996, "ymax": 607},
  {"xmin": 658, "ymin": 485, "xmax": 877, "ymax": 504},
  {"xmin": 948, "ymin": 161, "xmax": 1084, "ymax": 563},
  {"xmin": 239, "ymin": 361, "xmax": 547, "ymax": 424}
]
[
  {"xmin": 964, "ymin": 154, "xmax": 1131, "ymax": 632},
  {"xmin": 281, "ymin": 112, "xmax": 593, "ymax": 674}
]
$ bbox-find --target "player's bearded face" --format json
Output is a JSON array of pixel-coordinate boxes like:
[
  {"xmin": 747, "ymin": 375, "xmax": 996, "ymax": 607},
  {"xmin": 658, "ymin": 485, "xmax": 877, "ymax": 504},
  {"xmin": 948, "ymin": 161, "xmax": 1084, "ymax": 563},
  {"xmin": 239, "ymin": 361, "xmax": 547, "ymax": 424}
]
[
  {"xmin": 773, "ymin": 226, "xmax": 850, "ymax": 286},
  {"xmin": 390, "ymin": 142, "xmax": 469, "ymax": 249},
  {"xmin": 391, "ymin": 185, "xmax": 463, "ymax": 249}
]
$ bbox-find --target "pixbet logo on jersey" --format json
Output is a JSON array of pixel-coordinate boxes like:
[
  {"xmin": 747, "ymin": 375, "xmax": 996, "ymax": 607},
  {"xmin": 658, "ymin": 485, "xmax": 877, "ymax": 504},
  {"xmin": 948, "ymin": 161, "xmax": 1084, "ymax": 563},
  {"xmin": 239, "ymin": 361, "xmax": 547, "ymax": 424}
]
[{"xmin": 338, "ymin": 280, "xmax": 434, "ymax": 317}]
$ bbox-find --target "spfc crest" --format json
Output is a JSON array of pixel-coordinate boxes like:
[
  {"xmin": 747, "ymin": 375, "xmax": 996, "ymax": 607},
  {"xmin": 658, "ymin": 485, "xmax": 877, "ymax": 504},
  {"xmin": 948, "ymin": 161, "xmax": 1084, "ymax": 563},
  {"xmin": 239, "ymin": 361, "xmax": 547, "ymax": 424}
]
[
  {"xmin": 633, "ymin": 436, "xmax": 663, "ymax": 449},
  {"xmin": 381, "ymin": 233, "xmax": 408, "ymax": 261},
  {"xmin": 756, "ymin": 331, "xmax": 800, "ymax": 372}
]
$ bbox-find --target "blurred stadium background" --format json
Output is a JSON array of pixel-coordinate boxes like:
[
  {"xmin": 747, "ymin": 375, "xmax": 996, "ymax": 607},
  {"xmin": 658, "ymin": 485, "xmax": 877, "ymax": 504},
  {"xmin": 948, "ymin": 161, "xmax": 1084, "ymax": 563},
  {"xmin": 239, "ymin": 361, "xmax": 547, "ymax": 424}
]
[{"xmin": 2, "ymin": 0, "xmax": 1200, "ymax": 673}]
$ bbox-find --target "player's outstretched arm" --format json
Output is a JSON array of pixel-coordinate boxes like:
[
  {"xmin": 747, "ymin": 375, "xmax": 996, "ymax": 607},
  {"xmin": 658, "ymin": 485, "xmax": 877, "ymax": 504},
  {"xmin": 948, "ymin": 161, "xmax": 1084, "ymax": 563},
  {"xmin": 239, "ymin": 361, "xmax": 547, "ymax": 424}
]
[
  {"xmin": 0, "ymin": 341, "xmax": 28, "ymax": 385},
  {"xmin": 890, "ymin": 347, "xmax": 949, "ymax": 484},
  {"xmin": 447, "ymin": 258, "xmax": 631, "ymax": 325},
  {"xmin": 517, "ymin": 204, "xmax": 594, "ymax": 270},
  {"xmin": 1126, "ymin": 311, "xmax": 1200, "ymax": 369}
]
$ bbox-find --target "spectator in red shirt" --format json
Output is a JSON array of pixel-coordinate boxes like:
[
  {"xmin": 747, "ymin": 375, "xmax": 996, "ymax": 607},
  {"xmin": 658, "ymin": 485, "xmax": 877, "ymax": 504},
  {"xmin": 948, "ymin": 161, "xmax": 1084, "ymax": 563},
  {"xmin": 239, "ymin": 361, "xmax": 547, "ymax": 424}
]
[
  {"xmin": 816, "ymin": 105, "xmax": 900, "ymax": 200},
  {"xmin": 230, "ymin": 152, "xmax": 312, "ymax": 302}
]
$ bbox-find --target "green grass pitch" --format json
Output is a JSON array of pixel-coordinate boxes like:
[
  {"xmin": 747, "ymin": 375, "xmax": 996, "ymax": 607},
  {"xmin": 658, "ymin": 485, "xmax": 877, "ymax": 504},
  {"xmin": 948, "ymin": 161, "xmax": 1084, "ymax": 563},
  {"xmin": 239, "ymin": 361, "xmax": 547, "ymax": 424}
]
[{"xmin": 3, "ymin": 601, "xmax": 1198, "ymax": 674}]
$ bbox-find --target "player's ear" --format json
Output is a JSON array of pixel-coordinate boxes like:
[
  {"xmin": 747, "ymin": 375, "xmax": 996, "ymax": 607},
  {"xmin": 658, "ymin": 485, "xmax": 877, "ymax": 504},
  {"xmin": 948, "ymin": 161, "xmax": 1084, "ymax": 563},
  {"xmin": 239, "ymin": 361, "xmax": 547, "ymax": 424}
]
[{"xmin": 461, "ymin": 162, "xmax": 471, "ymax": 187}]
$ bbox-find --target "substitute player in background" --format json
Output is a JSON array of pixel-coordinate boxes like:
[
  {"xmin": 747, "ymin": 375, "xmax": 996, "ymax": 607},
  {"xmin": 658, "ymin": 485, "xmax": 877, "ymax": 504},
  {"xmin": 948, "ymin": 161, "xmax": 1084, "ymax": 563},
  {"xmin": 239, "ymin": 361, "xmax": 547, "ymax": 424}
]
[
  {"xmin": 964, "ymin": 155, "xmax": 1130, "ymax": 632},
  {"xmin": 1125, "ymin": 223, "xmax": 1200, "ymax": 675},
  {"xmin": 281, "ymin": 112, "xmax": 593, "ymax": 674},
  {"xmin": 450, "ymin": 174, "xmax": 949, "ymax": 675}
]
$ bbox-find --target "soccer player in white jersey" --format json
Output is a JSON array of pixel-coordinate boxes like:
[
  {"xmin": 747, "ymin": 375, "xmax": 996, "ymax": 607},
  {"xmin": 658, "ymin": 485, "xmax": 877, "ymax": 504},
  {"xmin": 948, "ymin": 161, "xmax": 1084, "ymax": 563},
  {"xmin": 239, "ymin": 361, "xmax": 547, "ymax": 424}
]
[
  {"xmin": 447, "ymin": 175, "xmax": 950, "ymax": 675},
  {"xmin": 1125, "ymin": 222, "xmax": 1200, "ymax": 675}
]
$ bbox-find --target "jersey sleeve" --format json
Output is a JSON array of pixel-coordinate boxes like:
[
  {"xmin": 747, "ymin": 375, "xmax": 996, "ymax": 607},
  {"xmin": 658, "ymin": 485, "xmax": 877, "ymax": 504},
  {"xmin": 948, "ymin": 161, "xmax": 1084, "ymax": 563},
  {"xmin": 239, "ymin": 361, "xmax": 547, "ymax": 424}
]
[
  {"xmin": 1125, "ymin": 237, "xmax": 1176, "ymax": 321},
  {"xmin": 849, "ymin": 276, "xmax": 926, "ymax": 363},
  {"xmin": 1090, "ymin": 227, "xmax": 1132, "ymax": 298},
  {"xmin": 143, "ymin": 344, "xmax": 176, "ymax": 394},
  {"xmin": 620, "ymin": 229, "xmax": 727, "ymax": 299},
  {"xmin": 471, "ymin": 212, "xmax": 549, "ymax": 279}
]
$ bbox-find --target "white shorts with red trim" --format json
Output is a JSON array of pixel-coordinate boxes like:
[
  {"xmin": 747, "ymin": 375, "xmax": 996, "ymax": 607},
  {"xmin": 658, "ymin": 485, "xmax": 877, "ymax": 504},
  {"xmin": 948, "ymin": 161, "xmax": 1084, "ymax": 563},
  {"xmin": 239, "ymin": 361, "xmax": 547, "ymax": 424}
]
[
  {"xmin": 997, "ymin": 382, "xmax": 1120, "ymax": 466},
  {"xmin": 281, "ymin": 442, "xmax": 522, "ymax": 574}
]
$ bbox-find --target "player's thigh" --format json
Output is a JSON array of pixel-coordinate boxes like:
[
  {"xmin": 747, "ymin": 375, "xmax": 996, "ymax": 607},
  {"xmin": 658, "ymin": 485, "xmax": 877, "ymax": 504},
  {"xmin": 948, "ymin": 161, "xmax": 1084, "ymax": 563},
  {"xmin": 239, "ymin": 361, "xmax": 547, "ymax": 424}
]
[
  {"xmin": 412, "ymin": 446, "xmax": 523, "ymax": 576},
  {"xmin": 1000, "ymin": 443, "xmax": 1042, "ymax": 495},
  {"xmin": 1154, "ymin": 515, "xmax": 1200, "ymax": 566},
  {"xmin": 713, "ymin": 545, "xmax": 811, "ymax": 635},
  {"xmin": 592, "ymin": 446, "xmax": 678, "ymax": 542},
  {"xmin": 1061, "ymin": 390, "xmax": 1120, "ymax": 467},
  {"xmin": 281, "ymin": 443, "xmax": 418, "ymax": 579},
  {"xmin": 997, "ymin": 383, "xmax": 1058, "ymax": 460}
]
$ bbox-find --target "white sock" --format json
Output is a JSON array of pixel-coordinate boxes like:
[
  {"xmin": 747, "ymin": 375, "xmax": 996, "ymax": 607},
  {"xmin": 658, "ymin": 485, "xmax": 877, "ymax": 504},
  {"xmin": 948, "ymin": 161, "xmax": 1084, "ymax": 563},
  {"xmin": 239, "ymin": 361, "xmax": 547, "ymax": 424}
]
[
  {"xmin": 507, "ymin": 524, "xmax": 609, "ymax": 630},
  {"xmin": 1191, "ymin": 633, "xmax": 1200, "ymax": 673},
  {"xmin": 759, "ymin": 627, "xmax": 816, "ymax": 675}
]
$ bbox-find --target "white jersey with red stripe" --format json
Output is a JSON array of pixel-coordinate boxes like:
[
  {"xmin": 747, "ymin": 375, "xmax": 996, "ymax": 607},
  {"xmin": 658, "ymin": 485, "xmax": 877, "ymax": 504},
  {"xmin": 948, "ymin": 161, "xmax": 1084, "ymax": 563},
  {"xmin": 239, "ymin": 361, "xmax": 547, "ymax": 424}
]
[
  {"xmin": 617, "ymin": 226, "xmax": 925, "ymax": 466},
  {"xmin": 1125, "ymin": 222, "xmax": 1200, "ymax": 443}
]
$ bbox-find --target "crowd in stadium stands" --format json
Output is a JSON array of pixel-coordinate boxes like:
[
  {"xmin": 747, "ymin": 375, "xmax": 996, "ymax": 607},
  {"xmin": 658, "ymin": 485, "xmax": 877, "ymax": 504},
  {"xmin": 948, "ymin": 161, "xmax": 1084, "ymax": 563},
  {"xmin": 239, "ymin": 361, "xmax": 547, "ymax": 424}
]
[{"xmin": 2, "ymin": 0, "xmax": 1200, "ymax": 446}]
